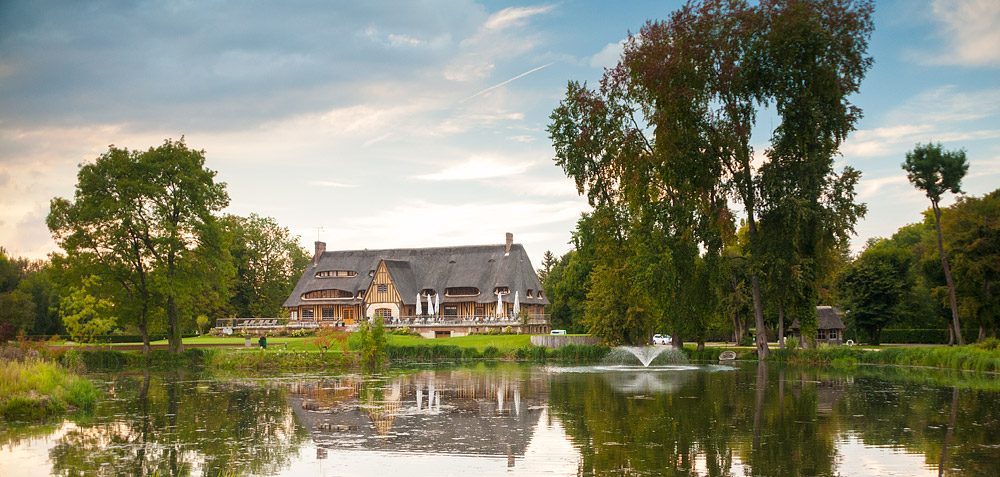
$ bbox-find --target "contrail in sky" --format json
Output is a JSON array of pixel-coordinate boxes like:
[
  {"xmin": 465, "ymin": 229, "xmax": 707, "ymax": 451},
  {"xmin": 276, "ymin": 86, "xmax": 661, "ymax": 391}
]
[{"xmin": 460, "ymin": 62, "xmax": 556, "ymax": 103}]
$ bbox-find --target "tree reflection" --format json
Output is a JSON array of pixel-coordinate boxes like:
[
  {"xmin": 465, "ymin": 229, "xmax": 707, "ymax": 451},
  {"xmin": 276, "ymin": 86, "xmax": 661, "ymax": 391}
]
[{"xmin": 47, "ymin": 371, "xmax": 309, "ymax": 476}]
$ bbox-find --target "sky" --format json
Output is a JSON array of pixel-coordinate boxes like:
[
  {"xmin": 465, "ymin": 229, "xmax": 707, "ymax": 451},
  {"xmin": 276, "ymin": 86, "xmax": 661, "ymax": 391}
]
[{"xmin": 1, "ymin": 0, "xmax": 998, "ymax": 270}]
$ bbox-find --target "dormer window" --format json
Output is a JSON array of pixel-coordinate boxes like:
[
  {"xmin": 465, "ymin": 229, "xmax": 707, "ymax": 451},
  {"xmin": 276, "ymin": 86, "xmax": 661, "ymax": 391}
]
[
  {"xmin": 421, "ymin": 288, "xmax": 437, "ymax": 296},
  {"xmin": 537, "ymin": 290, "xmax": 543, "ymax": 299},
  {"xmin": 526, "ymin": 289, "xmax": 533, "ymax": 298},
  {"xmin": 316, "ymin": 270, "xmax": 357, "ymax": 278},
  {"xmin": 494, "ymin": 286, "xmax": 510, "ymax": 295},
  {"xmin": 445, "ymin": 287, "xmax": 479, "ymax": 297}
]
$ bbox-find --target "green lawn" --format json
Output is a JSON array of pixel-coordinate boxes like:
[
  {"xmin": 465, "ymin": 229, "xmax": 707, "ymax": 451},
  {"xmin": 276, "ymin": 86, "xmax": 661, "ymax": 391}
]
[{"xmin": 387, "ymin": 334, "xmax": 533, "ymax": 350}]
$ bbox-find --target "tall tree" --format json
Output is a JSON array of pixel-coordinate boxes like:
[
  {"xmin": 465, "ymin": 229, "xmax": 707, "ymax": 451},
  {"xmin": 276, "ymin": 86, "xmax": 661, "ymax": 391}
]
[
  {"xmin": 223, "ymin": 213, "xmax": 309, "ymax": 318},
  {"xmin": 537, "ymin": 250, "xmax": 558, "ymax": 285},
  {"xmin": 901, "ymin": 142, "xmax": 969, "ymax": 345},
  {"xmin": 49, "ymin": 138, "xmax": 230, "ymax": 354},
  {"xmin": 838, "ymin": 239, "xmax": 911, "ymax": 344},
  {"xmin": 942, "ymin": 189, "xmax": 1000, "ymax": 340},
  {"xmin": 548, "ymin": 0, "xmax": 873, "ymax": 356}
]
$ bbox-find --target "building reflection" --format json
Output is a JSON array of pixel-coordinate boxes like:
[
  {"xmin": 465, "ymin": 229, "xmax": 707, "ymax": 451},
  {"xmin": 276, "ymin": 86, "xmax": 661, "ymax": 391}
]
[{"xmin": 289, "ymin": 368, "xmax": 547, "ymax": 457}]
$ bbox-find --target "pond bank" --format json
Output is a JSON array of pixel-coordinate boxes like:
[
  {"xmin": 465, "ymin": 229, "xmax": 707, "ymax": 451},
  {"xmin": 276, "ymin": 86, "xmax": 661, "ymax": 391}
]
[{"xmin": 0, "ymin": 349, "xmax": 97, "ymax": 421}]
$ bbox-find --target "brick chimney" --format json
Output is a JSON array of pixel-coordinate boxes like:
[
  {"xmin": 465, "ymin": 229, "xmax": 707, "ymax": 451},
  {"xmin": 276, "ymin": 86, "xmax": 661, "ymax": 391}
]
[
  {"xmin": 314, "ymin": 241, "xmax": 326, "ymax": 265},
  {"xmin": 505, "ymin": 232, "xmax": 513, "ymax": 255}
]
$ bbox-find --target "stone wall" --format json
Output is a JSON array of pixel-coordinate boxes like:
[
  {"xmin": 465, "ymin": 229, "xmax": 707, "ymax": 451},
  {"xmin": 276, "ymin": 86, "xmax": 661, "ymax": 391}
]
[{"xmin": 530, "ymin": 335, "xmax": 601, "ymax": 349}]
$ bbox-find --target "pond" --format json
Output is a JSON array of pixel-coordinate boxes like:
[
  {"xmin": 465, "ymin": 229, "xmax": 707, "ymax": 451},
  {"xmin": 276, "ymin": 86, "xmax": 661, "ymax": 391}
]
[{"xmin": 2, "ymin": 360, "xmax": 999, "ymax": 476}]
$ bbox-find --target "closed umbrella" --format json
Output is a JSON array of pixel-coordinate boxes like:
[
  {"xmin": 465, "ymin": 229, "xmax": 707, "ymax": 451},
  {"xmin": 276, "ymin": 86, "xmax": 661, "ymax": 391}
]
[
  {"xmin": 435, "ymin": 293, "xmax": 440, "ymax": 314},
  {"xmin": 496, "ymin": 291, "xmax": 503, "ymax": 316},
  {"xmin": 415, "ymin": 293, "xmax": 422, "ymax": 315},
  {"xmin": 427, "ymin": 293, "xmax": 434, "ymax": 316},
  {"xmin": 513, "ymin": 291, "xmax": 520, "ymax": 315}
]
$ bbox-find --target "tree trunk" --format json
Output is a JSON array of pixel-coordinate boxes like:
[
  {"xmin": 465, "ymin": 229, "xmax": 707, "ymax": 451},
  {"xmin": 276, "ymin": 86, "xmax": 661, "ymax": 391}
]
[
  {"xmin": 697, "ymin": 341, "xmax": 705, "ymax": 351},
  {"xmin": 751, "ymin": 274, "xmax": 768, "ymax": 359},
  {"xmin": 778, "ymin": 302, "xmax": 785, "ymax": 351},
  {"xmin": 672, "ymin": 332, "xmax": 683, "ymax": 350},
  {"xmin": 947, "ymin": 322, "xmax": 955, "ymax": 346},
  {"xmin": 979, "ymin": 326, "xmax": 986, "ymax": 343},
  {"xmin": 139, "ymin": 302, "xmax": 150, "ymax": 356},
  {"xmin": 167, "ymin": 294, "xmax": 184, "ymax": 354},
  {"xmin": 933, "ymin": 202, "xmax": 963, "ymax": 345}
]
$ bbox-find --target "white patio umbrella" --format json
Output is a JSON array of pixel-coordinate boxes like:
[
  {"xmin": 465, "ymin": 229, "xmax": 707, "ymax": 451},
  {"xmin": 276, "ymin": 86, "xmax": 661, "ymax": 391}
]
[
  {"xmin": 427, "ymin": 293, "xmax": 434, "ymax": 316},
  {"xmin": 415, "ymin": 293, "xmax": 422, "ymax": 315},
  {"xmin": 513, "ymin": 291, "xmax": 520, "ymax": 315},
  {"xmin": 435, "ymin": 293, "xmax": 440, "ymax": 314},
  {"xmin": 496, "ymin": 291, "xmax": 503, "ymax": 316}
]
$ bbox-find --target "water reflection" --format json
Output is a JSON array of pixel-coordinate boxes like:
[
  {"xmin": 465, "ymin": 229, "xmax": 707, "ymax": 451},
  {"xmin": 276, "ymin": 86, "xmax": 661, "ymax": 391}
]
[
  {"xmin": 2, "ymin": 362, "xmax": 1000, "ymax": 475},
  {"xmin": 290, "ymin": 367, "xmax": 546, "ymax": 458}
]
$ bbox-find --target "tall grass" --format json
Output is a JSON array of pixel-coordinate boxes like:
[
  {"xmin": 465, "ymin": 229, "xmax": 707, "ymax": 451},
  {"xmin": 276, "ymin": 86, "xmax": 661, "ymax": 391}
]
[
  {"xmin": 0, "ymin": 358, "xmax": 97, "ymax": 421},
  {"xmin": 769, "ymin": 344, "xmax": 1000, "ymax": 372}
]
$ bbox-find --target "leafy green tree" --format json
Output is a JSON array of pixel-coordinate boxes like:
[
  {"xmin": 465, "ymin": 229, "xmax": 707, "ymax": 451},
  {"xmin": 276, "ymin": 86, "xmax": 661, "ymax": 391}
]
[
  {"xmin": 355, "ymin": 315, "xmax": 387, "ymax": 371},
  {"xmin": 60, "ymin": 276, "xmax": 117, "ymax": 344},
  {"xmin": 0, "ymin": 290, "xmax": 35, "ymax": 341},
  {"xmin": 222, "ymin": 214, "xmax": 310, "ymax": 318},
  {"xmin": 942, "ymin": 189, "xmax": 1000, "ymax": 340},
  {"xmin": 838, "ymin": 239, "xmax": 912, "ymax": 344},
  {"xmin": 547, "ymin": 0, "xmax": 873, "ymax": 355},
  {"xmin": 48, "ymin": 138, "xmax": 230, "ymax": 354},
  {"xmin": 902, "ymin": 142, "xmax": 969, "ymax": 344}
]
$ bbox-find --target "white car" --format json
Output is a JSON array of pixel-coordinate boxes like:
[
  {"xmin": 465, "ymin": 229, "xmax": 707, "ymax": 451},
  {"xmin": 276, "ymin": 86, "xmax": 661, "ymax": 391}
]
[{"xmin": 653, "ymin": 334, "xmax": 671, "ymax": 345}]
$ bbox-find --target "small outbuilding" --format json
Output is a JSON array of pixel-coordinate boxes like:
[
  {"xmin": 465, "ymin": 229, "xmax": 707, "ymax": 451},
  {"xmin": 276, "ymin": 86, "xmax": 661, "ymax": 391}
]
[{"xmin": 790, "ymin": 306, "xmax": 846, "ymax": 346}]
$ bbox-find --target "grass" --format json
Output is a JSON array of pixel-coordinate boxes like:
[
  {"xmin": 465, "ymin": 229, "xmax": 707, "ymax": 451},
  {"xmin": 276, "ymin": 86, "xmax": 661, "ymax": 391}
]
[
  {"xmin": 386, "ymin": 334, "xmax": 532, "ymax": 350},
  {"xmin": 768, "ymin": 343, "xmax": 1000, "ymax": 372},
  {"xmin": 0, "ymin": 358, "xmax": 98, "ymax": 421}
]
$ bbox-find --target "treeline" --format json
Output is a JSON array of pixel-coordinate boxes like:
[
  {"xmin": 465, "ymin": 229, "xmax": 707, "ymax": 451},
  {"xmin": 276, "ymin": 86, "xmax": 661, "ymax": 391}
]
[
  {"xmin": 1, "ymin": 138, "xmax": 310, "ymax": 353},
  {"xmin": 838, "ymin": 189, "xmax": 999, "ymax": 345}
]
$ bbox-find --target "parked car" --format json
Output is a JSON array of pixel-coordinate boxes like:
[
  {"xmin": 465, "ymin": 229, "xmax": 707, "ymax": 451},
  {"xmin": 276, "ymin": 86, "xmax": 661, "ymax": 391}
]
[
  {"xmin": 550, "ymin": 329, "xmax": 566, "ymax": 335},
  {"xmin": 653, "ymin": 334, "xmax": 671, "ymax": 345}
]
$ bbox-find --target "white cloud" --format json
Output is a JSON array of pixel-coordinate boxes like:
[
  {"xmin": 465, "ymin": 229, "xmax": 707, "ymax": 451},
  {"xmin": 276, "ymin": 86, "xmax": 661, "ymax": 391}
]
[
  {"xmin": 483, "ymin": 6, "xmax": 555, "ymax": 31},
  {"xmin": 507, "ymin": 135, "xmax": 536, "ymax": 143},
  {"xmin": 309, "ymin": 180, "xmax": 358, "ymax": 188},
  {"xmin": 589, "ymin": 39, "xmax": 625, "ymax": 69},
  {"xmin": 927, "ymin": 0, "xmax": 1000, "ymax": 66},
  {"xmin": 388, "ymin": 34, "xmax": 422, "ymax": 47},
  {"xmin": 414, "ymin": 156, "xmax": 534, "ymax": 181}
]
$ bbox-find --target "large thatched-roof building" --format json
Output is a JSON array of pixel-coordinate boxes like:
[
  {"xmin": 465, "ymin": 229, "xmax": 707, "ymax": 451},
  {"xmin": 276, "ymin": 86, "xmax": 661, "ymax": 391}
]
[{"xmin": 283, "ymin": 233, "xmax": 549, "ymax": 334}]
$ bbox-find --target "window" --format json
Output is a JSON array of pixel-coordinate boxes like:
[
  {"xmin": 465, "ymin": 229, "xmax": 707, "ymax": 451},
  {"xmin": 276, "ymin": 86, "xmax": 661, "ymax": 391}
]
[
  {"xmin": 829, "ymin": 330, "xmax": 839, "ymax": 340},
  {"xmin": 357, "ymin": 290, "xmax": 365, "ymax": 299},
  {"xmin": 475, "ymin": 305, "xmax": 485, "ymax": 317},
  {"xmin": 445, "ymin": 287, "xmax": 479, "ymax": 297},
  {"xmin": 444, "ymin": 305, "xmax": 458, "ymax": 317},
  {"xmin": 302, "ymin": 308, "xmax": 314, "ymax": 318},
  {"xmin": 290, "ymin": 310, "xmax": 298, "ymax": 319},
  {"xmin": 537, "ymin": 291, "xmax": 543, "ymax": 299},
  {"xmin": 421, "ymin": 288, "xmax": 436, "ymax": 296},
  {"xmin": 322, "ymin": 307, "xmax": 335, "ymax": 319},
  {"xmin": 369, "ymin": 270, "xmax": 375, "ymax": 277},
  {"xmin": 526, "ymin": 289, "xmax": 533, "ymax": 298},
  {"xmin": 494, "ymin": 286, "xmax": 510, "ymax": 295},
  {"xmin": 374, "ymin": 308, "xmax": 393, "ymax": 319},
  {"xmin": 316, "ymin": 270, "xmax": 357, "ymax": 278},
  {"xmin": 817, "ymin": 329, "xmax": 828, "ymax": 340},
  {"xmin": 302, "ymin": 289, "xmax": 354, "ymax": 299},
  {"xmin": 377, "ymin": 284, "xmax": 388, "ymax": 294}
]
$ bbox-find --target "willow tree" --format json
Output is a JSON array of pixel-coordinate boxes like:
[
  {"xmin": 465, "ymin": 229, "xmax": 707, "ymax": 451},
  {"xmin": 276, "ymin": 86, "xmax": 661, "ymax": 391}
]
[{"xmin": 548, "ymin": 0, "xmax": 873, "ymax": 357}]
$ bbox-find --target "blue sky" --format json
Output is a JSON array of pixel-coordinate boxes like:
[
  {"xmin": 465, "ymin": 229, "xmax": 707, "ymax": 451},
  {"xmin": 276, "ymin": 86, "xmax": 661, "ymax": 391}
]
[{"xmin": 1, "ymin": 0, "xmax": 998, "ymax": 268}]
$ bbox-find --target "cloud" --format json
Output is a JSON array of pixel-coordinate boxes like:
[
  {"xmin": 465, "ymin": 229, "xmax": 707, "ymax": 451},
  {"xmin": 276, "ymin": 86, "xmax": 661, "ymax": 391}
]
[
  {"xmin": 842, "ymin": 87, "xmax": 1000, "ymax": 157},
  {"xmin": 483, "ymin": 6, "xmax": 555, "ymax": 30},
  {"xmin": 589, "ymin": 39, "xmax": 625, "ymax": 69},
  {"xmin": 309, "ymin": 180, "xmax": 358, "ymax": 188},
  {"xmin": 507, "ymin": 135, "xmax": 536, "ymax": 143},
  {"xmin": 926, "ymin": 0, "xmax": 1000, "ymax": 66},
  {"xmin": 413, "ymin": 156, "xmax": 534, "ymax": 181}
]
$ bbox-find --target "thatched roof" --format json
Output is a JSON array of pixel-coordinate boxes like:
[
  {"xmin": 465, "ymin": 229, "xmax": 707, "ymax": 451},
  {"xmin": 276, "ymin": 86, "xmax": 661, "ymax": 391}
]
[
  {"xmin": 283, "ymin": 243, "xmax": 548, "ymax": 308},
  {"xmin": 790, "ymin": 306, "xmax": 846, "ymax": 330}
]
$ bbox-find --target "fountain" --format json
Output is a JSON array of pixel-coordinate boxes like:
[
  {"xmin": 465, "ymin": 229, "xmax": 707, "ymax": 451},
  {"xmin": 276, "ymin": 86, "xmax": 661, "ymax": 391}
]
[{"xmin": 603, "ymin": 346, "xmax": 689, "ymax": 367}]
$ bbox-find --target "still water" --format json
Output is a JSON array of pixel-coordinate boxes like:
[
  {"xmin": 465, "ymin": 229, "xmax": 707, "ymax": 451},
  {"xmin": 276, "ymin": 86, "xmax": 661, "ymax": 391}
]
[{"xmin": 2, "ymin": 361, "xmax": 999, "ymax": 476}]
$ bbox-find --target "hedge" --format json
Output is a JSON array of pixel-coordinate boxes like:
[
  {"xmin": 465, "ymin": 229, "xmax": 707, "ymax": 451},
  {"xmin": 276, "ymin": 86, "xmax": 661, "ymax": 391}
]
[{"xmin": 877, "ymin": 329, "xmax": 977, "ymax": 345}]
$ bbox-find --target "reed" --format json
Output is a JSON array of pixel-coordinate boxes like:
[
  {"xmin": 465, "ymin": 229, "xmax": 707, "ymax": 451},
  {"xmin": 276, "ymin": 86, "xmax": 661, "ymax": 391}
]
[{"xmin": 0, "ymin": 358, "xmax": 97, "ymax": 421}]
